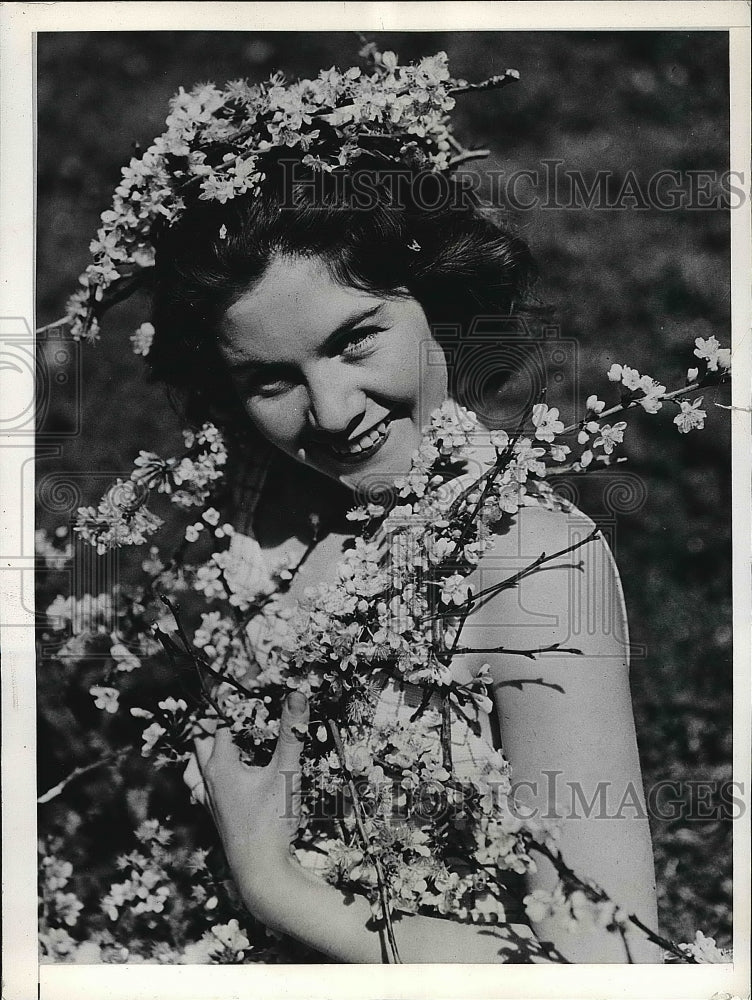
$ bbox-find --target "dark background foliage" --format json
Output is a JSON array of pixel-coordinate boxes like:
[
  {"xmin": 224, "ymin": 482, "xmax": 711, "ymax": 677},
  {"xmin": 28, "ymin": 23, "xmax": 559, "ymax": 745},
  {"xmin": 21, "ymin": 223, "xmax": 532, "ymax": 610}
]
[{"xmin": 36, "ymin": 30, "xmax": 732, "ymax": 949}]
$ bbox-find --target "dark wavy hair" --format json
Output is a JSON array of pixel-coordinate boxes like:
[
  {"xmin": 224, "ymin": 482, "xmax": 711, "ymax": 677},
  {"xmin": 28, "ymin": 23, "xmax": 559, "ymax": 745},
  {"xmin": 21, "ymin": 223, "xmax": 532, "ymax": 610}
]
[{"xmin": 148, "ymin": 160, "xmax": 539, "ymax": 434}]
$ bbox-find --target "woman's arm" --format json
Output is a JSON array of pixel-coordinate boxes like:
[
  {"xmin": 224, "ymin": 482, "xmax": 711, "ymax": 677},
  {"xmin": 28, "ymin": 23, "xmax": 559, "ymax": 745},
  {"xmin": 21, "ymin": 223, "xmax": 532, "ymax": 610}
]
[
  {"xmin": 462, "ymin": 503, "xmax": 660, "ymax": 962},
  {"xmin": 193, "ymin": 695, "xmax": 549, "ymax": 963},
  {"xmin": 237, "ymin": 846, "xmax": 544, "ymax": 964}
]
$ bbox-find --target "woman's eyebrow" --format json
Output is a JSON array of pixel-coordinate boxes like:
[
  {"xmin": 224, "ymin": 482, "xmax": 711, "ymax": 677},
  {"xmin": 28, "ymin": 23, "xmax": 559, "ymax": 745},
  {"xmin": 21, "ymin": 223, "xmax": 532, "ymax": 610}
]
[
  {"xmin": 228, "ymin": 357, "xmax": 293, "ymax": 376},
  {"xmin": 321, "ymin": 303, "xmax": 384, "ymax": 348}
]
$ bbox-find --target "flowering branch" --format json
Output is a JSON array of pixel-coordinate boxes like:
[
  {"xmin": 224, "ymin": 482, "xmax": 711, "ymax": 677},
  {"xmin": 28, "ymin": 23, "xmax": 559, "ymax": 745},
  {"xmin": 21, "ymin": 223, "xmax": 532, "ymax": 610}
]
[
  {"xmin": 527, "ymin": 838, "xmax": 696, "ymax": 963},
  {"xmin": 35, "ymin": 316, "xmax": 71, "ymax": 335},
  {"xmin": 447, "ymin": 147, "xmax": 491, "ymax": 168},
  {"xmin": 561, "ymin": 377, "xmax": 727, "ymax": 437},
  {"xmin": 327, "ymin": 720, "xmax": 402, "ymax": 964}
]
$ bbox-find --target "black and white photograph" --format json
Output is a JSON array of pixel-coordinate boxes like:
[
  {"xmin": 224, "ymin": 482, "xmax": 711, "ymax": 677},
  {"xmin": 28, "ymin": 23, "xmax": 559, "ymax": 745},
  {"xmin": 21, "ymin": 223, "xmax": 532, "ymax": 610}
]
[{"xmin": 1, "ymin": 3, "xmax": 750, "ymax": 998}]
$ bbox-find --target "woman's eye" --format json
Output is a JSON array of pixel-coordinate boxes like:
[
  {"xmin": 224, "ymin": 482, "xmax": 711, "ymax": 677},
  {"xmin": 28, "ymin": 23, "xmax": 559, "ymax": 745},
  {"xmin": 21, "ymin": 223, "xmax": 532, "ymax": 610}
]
[
  {"xmin": 257, "ymin": 383, "xmax": 292, "ymax": 398},
  {"xmin": 340, "ymin": 328, "xmax": 381, "ymax": 356},
  {"xmin": 254, "ymin": 380, "xmax": 296, "ymax": 398},
  {"xmin": 243, "ymin": 373, "xmax": 297, "ymax": 398}
]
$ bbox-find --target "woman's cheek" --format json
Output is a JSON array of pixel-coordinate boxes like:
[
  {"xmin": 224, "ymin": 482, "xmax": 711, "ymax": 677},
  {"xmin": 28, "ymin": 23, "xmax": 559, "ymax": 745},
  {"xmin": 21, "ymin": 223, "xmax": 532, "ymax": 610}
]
[
  {"xmin": 245, "ymin": 396, "xmax": 302, "ymax": 452},
  {"xmin": 384, "ymin": 324, "xmax": 448, "ymax": 410}
]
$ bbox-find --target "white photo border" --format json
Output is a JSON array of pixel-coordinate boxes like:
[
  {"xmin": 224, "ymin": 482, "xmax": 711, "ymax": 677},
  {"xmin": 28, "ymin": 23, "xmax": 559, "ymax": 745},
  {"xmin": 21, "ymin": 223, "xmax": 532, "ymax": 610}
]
[{"xmin": 1, "ymin": 3, "xmax": 749, "ymax": 999}]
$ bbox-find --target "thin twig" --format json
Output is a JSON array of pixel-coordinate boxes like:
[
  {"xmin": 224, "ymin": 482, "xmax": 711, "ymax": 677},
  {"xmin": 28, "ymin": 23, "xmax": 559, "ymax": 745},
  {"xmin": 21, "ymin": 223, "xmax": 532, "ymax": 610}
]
[
  {"xmin": 158, "ymin": 598, "xmax": 251, "ymax": 693},
  {"xmin": 444, "ymin": 420, "xmax": 527, "ymax": 526},
  {"xmin": 447, "ymin": 451, "xmax": 507, "ymax": 562},
  {"xmin": 35, "ymin": 316, "xmax": 70, "ymax": 335},
  {"xmin": 35, "ymin": 270, "xmax": 153, "ymax": 337},
  {"xmin": 237, "ymin": 513, "xmax": 328, "ymax": 627},
  {"xmin": 448, "ymin": 148, "xmax": 490, "ymax": 168},
  {"xmin": 435, "ymin": 582, "xmax": 476, "ymax": 769},
  {"xmin": 450, "ymin": 641, "xmax": 583, "ymax": 659},
  {"xmin": 408, "ymin": 684, "xmax": 435, "ymax": 724},
  {"xmin": 38, "ymin": 748, "xmax": 131, "ymax": 804},
  {"xmin": 153, "ymin": 621, "xmax": 229, "ymax": 725},
  {"xmin": 422, "ymin": 530, "xmax": 599, "ymax": 625},
  {"xmin": 620, "ymin": 926, "xmax": 635, "ymax": 964},
  {"xmin": 448, "ymin": 71, "xmax": 520, "ymax": 95},
  {"xmin": 439, "ymin": 694, "xmax": 454, "ymax": 773}
]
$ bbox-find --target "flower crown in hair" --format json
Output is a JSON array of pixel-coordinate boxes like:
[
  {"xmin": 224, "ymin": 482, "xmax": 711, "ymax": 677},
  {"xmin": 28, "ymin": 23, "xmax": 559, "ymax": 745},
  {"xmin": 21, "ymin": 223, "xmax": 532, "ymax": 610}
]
[{"xmin": 52, "ymin": 45, "xmax": 518, "ymax": 348}]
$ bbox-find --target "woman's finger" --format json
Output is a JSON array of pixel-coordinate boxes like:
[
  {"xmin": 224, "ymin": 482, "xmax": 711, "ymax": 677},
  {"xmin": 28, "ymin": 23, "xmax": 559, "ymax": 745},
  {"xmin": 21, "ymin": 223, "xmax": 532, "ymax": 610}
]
[
  {"xmin": 193, "ymin": 731, "xmax": 215, "ymax": 772},
  {"xmin": 190, "ymin": 736, "xmax": 223, "ymax": 825},
  {"xmin": 271, "ymin": 691, "xmax": 309, "ymax": 773},
  {"xmin": 182, "ymin": 752, "xmax": 207, "ymax": 807},
  {"xmin": 208, "ymin": 724, "xmax": 242, "ymax": 768}
]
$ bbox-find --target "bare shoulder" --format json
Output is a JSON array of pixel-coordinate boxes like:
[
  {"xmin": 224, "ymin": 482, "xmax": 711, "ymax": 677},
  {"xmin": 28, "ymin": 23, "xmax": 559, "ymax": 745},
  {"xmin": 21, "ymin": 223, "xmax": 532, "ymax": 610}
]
[
  {"xmin": 464, "ymin": 499, "xmax": 630, "ymax": 672},
  {"xmin": 459, "ymin": 501, "xmax": 638, "ymax": 789},
  {"xmin": 472, "ymin": 498, "xmax": 607, "ymax": 607},
  {"xmin": 486, "ymin": 498, "xmax": 597, "ymax": 561}
]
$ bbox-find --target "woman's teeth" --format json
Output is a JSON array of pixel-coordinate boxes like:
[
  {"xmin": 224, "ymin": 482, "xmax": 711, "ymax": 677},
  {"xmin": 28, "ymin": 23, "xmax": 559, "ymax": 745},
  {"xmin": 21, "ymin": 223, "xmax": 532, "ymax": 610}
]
[{"xmin": 331, "ymin": 420, "xmax": 389, "ymax": 457}]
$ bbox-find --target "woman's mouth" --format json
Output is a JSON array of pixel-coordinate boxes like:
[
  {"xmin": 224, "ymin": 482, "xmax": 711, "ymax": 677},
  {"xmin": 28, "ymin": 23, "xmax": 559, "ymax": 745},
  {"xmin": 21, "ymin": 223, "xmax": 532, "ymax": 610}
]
[{"xmin": 320, "ymin": 417, "xmax": 393, "ymax": 463}]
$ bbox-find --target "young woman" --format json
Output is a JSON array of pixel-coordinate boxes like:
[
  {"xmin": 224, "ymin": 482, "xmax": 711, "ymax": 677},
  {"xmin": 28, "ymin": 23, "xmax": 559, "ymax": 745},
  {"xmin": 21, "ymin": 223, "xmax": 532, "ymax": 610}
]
[{"xmin": 151, "ymin": 162, "xmax": 660, "ymax": 963}]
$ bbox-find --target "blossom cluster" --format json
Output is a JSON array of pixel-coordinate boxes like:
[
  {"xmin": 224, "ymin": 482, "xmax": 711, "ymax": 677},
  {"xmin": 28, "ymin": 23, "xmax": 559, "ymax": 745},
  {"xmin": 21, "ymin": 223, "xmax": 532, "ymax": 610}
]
[
  {"xmin": 74, "ymin": 480, "xmax": 164, "ymax": 555},
  {"xmin": 74, "ymin": 423, "xmax": 228, "ymax": 554},
  {"xmin": 64, "ymin": 48, "xmax": 516, "ymax": 346},
  {"xmin": 676, "ymin": 930, "xmax": 733, "ymax": 964},
  {"xmin": 35, "ymin": 526, "xmax": 73, "ymax": 570},
  {"xmin": 131, "ymin": 423, "xmax": 228, "ymax": 508},
  {"xmin": 606, "ymin": 337, "xmax": 731, "ymax": 437},
  {"xmin": 39, "ymin": 820, "xmax": 277, "ymax": 964},
  {"xmin": 39, "ymin": 854, "xmax": 84, "ymax": 933}
]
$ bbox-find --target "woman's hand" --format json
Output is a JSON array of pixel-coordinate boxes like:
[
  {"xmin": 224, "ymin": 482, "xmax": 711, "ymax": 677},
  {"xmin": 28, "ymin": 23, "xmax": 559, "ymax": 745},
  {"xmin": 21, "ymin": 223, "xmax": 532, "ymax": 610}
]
[
  {"xmin": 184, "ymin": 691, "xmax": 310, "ymax": 907},
  {"xmin": 182, "ymin": 691, "xmax": 557, "ymax": 962}
]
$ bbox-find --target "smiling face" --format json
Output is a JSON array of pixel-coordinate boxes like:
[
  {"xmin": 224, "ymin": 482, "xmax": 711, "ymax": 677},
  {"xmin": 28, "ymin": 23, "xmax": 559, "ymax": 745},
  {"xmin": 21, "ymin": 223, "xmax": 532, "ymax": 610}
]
[{"xmin": 218, "ymin": 254, "xmax": 449, "ymax": 492}]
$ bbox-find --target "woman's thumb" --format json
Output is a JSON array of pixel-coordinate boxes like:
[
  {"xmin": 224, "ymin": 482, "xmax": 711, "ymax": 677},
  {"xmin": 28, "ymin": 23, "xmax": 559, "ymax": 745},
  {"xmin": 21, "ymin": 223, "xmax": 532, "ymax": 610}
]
[{"xmin": 273, "ymin": 691, "xmax": 309, "ymax": 772}]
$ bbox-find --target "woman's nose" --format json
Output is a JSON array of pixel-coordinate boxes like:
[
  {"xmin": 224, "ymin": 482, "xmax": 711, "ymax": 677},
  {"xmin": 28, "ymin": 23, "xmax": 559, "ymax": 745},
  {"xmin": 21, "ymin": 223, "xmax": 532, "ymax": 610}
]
[{"xmin": 305, "ymin": 371, "xmax": 366, "ymax": 437}]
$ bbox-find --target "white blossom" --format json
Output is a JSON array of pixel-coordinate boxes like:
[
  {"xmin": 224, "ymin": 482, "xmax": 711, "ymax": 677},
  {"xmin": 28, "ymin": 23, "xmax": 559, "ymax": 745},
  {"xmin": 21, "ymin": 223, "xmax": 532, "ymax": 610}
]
[
  {"xmin": 90, "ymin": 685, "xmax": 120, "ymax": 713},
  {"xmin": 593, "ymin": 422, "xmax": 627, "ymax": 455},
  {"xmin": 636, "ymin": 376, "xmax": 666, "ymax": 413},
  {"xmin": 531, "ymin": 403, "xmax": 564, "ymax": 443},
  {"xmin": 673, "ymin": 397, "xmax": 706, "ymax": 433},
  {"xmin": 130, "ymin": 322, "xmax": 155, "ymax": 357},
  {"xmin": 679, "ymin": 930, "xmax": 731, "ymax": 963},
  {"xmin": 141, "ymin": 722, "xmax": 167, "ymax": 756},
  {"xmin": 694, "ymin": 335, "xmax": 731, "ymax": 372}
]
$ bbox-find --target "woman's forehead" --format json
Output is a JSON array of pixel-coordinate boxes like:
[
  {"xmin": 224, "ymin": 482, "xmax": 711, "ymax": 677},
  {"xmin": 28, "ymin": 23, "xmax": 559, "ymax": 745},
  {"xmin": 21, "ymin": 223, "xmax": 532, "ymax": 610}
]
[{"xmin": 219, "ymin": 254, "xmax": 386, "ymax": 362}]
